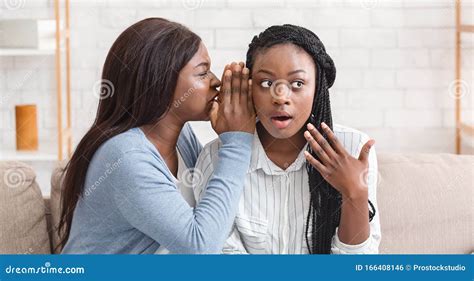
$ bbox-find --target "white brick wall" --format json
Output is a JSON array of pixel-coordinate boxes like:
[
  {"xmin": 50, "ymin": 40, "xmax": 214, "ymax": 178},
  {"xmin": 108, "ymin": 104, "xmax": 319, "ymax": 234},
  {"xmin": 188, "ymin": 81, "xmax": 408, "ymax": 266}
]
[{"xmin": 1, "ymin": 0, "xmax": 473, "ymax": 155}]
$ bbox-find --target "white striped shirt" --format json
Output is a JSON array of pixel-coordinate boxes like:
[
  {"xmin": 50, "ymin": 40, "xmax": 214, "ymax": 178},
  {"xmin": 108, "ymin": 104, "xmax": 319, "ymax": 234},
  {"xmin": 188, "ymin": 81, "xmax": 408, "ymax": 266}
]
[{"xmin": 193, "ymin": 124, "xmax": 381, "ymax": 254}]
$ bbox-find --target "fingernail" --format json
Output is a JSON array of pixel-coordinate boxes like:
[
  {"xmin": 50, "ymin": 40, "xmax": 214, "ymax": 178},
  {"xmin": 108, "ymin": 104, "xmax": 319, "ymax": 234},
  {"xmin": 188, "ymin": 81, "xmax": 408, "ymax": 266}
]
[
  {"xmin": 242, "ymin": 68, "xmax": 249, "ymax": 74},
  {"xmin": 304, "ymin": 151, "xmax": 310, "ymax": 157},
  {"xmin": 304, "ymin": 131, "xmax": 310, "ymax": 138},
  {"xmin": 321, "ymin": 122, "xmax": 328, "ymax": 129},
  {"xmin": 307, "ymin": 123, "xmax": 315, "ymax": 130}
]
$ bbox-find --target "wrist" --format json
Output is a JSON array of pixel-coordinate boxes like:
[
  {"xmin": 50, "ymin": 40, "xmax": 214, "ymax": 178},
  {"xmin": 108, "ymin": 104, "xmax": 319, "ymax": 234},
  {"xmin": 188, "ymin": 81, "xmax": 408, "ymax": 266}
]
[{"xmin": 342, "ymin": 185, "xmax": 368, "ymax": 202}]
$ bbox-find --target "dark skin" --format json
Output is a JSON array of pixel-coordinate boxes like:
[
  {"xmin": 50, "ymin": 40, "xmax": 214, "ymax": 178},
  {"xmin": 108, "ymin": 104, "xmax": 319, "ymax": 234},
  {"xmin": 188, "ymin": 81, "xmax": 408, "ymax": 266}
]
[
  {"xmin": 252, "ymin": 44, "xmax": 316, "ymax": 170},
  {"xmin": 252, "ymin": 43, "xmax": 374, "ymax": 245},
  {"xmin": 142, "ymin": 43, "xmax": 255, "ymax": 177},
  {"xmin": 256, "ymin": 123, "xmax": 306, "ymax": 169}
]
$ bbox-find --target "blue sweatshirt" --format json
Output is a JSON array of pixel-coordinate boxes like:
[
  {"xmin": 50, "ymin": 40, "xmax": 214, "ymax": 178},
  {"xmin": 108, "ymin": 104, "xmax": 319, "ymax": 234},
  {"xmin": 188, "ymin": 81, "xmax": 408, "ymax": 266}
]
[{"xmin": 61, "ymin": 123, "xmax": 253, "ymax": 254}]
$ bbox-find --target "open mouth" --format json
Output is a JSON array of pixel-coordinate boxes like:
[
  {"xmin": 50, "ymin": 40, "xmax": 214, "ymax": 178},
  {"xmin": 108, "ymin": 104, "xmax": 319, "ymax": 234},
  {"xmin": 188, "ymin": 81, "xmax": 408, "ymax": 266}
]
[
  {"xmin": 270, "ymin": 114, "xmax": 293, "ymax": 129},
  {"xmin": 271, "ymin": 116, "xmax": 292, "ymax": 122}
]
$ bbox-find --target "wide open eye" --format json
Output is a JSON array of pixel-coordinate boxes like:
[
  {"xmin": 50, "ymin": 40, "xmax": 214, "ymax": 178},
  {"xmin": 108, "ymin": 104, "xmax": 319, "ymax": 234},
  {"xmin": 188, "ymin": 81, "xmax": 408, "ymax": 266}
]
[
  {"xmin": 291, "ymin": 81, "xmax": 304, "ymax": 89},
  {"xmin": 260, "ymin": 80, "xmax": 273, "ymax": 88}
]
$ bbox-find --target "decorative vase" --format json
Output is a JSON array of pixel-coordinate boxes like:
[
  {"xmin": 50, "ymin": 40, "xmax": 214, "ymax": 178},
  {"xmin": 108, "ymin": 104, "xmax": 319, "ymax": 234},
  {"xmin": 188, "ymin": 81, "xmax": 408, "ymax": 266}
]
[{"xmin": 15, "ymin": 104, "xmax": 38, "ymax": 151}]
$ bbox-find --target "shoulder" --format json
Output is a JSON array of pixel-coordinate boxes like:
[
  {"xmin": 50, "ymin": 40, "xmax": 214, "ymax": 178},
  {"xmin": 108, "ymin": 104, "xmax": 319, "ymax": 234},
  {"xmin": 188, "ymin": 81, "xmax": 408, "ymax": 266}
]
[
  {"xmin": 333, "ymin": 123, "xmax": 370, "ymax": 140},
  {"xmin": 95, "ymin": 127, "xmax": 151, "ymax": 160},
  {"xmin": 196, "ymin": 137, "xmax": 221, "ymax": 168},
  {"xmin": 88, "ymin": 127, "xmax": 175, "ymax": 186},
  {"xmin": 177, "ymin": 123, "xmax": 203, "ymax": 168},
  {"xmin": 333, "ymin": 124, "xmax": 373, "ymax": 157},
  {"xmin": 192, "ymin": 137, "xmax": 221, "ymax": 201},
  {"xmin": 90, "ymin": 127, "xmax": 169, "ymax": 174},
  {"xmin": 333, "ymin": 124, "xmax": 371, "ymax": 144}
]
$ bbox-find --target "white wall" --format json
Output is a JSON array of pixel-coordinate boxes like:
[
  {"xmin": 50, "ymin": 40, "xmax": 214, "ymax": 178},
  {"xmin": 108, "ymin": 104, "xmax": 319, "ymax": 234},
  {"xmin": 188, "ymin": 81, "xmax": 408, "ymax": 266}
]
[{"xmin": 1, "ymin": 0, "xmax": 473, "ymax": 155}]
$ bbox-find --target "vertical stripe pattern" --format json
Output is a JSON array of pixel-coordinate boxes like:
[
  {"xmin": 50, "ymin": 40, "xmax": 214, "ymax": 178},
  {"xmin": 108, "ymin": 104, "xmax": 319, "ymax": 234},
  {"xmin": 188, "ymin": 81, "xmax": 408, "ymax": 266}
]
[{"xmin": 193, "ymin": 124, "xmax": 381, "ymax": 254}]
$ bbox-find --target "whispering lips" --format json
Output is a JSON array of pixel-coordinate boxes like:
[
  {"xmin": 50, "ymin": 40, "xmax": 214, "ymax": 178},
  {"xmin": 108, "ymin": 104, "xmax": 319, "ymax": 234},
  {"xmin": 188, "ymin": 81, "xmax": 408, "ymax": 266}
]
[
  {"xmin": 270, "ymin": 111, "xmax": 293, "ymax": 129},
  {"xmin": 209, "ymin": 93, "xmax": 220, "ymax": 103}
]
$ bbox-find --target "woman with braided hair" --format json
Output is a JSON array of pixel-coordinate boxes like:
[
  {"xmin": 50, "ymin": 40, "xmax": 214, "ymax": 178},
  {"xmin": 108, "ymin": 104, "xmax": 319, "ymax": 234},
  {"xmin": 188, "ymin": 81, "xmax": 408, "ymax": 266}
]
[{"xmin": 193, "ymin": 24, "xmax": 381, "ymax": 254}]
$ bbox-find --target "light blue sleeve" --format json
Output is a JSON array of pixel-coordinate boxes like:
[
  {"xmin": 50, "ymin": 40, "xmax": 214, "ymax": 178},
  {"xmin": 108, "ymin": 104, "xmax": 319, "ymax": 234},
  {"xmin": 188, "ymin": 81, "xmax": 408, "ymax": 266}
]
[
  {"xmin": 109, "ymin": 131, "xmax": 253, "ymax": 254},
  {"xmin": 193, "ymin": 141, "xmax": 250, "ymax": 254}
]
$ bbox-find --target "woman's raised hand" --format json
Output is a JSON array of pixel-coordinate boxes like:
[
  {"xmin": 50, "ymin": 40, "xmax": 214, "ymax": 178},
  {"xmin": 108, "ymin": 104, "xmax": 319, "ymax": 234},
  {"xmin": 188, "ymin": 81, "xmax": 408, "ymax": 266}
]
[
  {"xmin": 209, "ymin": 62, "xmax": 256, "ymax": 135},
  {"xmin": 303, "ymin": 122, "xmax": 375, "ymax": 200}
]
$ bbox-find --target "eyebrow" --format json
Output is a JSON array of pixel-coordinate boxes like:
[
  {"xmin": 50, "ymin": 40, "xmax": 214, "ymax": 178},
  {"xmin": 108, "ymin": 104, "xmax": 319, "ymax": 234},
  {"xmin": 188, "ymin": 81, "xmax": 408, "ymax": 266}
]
[
  {"xmin": 255, "ymin": 69, "xmax": 306, "ymax": 76},
  {"xmin": 194, "ymin": 62, "xmax": 210, "ymax": 69}
]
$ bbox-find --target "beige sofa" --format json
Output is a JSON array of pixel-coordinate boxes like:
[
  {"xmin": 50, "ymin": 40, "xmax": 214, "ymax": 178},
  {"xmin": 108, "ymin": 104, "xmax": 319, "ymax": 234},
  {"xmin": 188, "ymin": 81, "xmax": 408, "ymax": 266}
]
[{"xmin": 1, "ymin": 153, "xmax": 472, "ymax": 254}]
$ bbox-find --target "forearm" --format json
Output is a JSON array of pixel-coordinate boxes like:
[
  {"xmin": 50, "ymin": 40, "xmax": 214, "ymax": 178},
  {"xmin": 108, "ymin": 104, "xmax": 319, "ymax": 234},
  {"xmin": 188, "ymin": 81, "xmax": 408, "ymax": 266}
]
[
  {"xmin": 192, "ymin": 132, "xmax": 253, "ymax": 252},
  {"xmin": 337, "ymin": 190, "xmax": 370, "ymax": 245}
]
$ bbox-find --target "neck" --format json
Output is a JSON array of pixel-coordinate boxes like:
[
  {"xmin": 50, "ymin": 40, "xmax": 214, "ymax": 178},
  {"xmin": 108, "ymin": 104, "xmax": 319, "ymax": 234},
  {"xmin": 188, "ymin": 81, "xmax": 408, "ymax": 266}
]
[
  {"xmin": 257, "ymin": 122, "xmax": 307, "ymax": 156},
  {"xmin": 141, "ymin": 112, "xmax": 184, "ymax": 158}
]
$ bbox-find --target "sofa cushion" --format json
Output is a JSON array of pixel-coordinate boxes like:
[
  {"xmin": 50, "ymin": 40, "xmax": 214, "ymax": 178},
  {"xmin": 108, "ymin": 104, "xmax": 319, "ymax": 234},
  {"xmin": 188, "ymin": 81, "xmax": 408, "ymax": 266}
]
[
  {"xmin": 46, "ymin": 153, "xmax": 473, "ymax": 254},
  {"xmin": 377, "ymin": 153, "xmax": 473, "ymax": 254},
  {"xmin": 0, "ymin": 161, "xmax": 50, "ymax": 254},
  {"xmin": 50, "ymin": 160, "xmax": 68, "ymax": 254}
]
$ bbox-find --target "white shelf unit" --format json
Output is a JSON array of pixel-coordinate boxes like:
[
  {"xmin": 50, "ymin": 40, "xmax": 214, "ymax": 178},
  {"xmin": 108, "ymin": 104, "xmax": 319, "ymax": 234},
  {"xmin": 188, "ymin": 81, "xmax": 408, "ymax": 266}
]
[
  {"xmin": 0, "ymin": 0, "xmax": 72, "ymax": 162},
  {"xmin": 0, "ymin": 48, "xmax": 55, "ymax": 56},
  {"xmin": 0, "ymin": 150, "xmax": 57, "ymax": 162}
]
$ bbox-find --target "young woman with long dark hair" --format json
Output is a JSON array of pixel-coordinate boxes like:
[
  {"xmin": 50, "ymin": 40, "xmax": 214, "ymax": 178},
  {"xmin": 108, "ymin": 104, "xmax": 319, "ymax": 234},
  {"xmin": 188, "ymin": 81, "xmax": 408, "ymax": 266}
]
[
  {"xmin": 193, "ymin": 24, "xmax": 381, "ymax": 254},
  {"xmin": 59, "ymin": 18, "xmax": 256, "ymax": 254}
]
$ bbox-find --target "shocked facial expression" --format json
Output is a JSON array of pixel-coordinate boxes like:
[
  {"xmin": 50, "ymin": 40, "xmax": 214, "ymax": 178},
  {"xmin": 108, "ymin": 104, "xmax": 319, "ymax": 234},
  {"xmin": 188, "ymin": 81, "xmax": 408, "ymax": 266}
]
[{"xmin": 251, "ymin": 43, "xmax": 317, "ymax": 139}]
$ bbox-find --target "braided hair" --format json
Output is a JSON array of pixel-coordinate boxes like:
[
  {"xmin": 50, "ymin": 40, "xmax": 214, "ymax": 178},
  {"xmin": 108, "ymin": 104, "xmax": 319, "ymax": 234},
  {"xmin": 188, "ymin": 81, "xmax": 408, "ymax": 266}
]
[{"xmin": 246, "ymin": 24, "xmax": 375, "ymax": 254}]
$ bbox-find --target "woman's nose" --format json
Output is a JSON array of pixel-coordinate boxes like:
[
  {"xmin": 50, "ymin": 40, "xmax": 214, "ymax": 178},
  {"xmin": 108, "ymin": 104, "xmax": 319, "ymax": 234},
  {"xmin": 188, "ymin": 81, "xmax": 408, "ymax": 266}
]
[
  {"xmin": 272, "ymin": 91, "xmax": 290, "ymax": 105},
  {"xmin": 272, "ymin": 95, "xmax": 290, "ymax": 105},
  {"xmin": 210, "ymin": 72, "xmax": 221, "ymax": 88},
  {"xmin": 271, "ymin": 81, "xmax": 291, "ymax": 105}
]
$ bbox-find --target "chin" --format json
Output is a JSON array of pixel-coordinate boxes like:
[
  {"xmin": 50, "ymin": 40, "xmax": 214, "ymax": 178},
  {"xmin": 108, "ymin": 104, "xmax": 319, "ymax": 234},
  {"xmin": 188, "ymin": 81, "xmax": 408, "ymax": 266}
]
[
  {"xmin": 262, "ymin": 120, "xmax": 299, "ymax": 139},
  {"xmin": 188, "ymin": 106, "xmax": 211, "ymax": 122},
  {"xmin": 190, "ymin": 114, "xmax": 209, "ymax": 122}
]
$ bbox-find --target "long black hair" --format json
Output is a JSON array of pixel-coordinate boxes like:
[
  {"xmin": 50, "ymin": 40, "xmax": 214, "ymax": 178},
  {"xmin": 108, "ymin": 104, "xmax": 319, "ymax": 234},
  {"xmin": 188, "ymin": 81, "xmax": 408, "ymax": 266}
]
[
  {"xmin": 246, "ymin": 24, "xmax": 375, "ymax": 254},
  {"xmin": 57, "ymin": 18, "xmax": 201, "ymax": 250}
]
